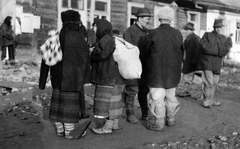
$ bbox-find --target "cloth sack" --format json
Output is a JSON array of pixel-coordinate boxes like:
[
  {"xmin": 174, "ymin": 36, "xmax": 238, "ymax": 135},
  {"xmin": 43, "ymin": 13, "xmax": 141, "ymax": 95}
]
[
  {"xmin": 113, "ymin": 36, "xmax": 142, "ymax": 79},
  {"xmin": 40, "ymin": 30, "xmax": 62, "ymax": 66}
]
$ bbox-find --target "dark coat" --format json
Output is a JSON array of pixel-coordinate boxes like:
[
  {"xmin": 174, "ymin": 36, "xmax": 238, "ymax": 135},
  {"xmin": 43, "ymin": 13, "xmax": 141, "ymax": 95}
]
[
  {"xmin": 123, "ymin": 23, "xmax": 148, "ymax": 85},
  {"xmin": 39, "ymin": 27, "xmax": 90, "ymax": 91},
  {"xmin": 0, "ymin": 23, "xmax": 15, "ymax": 46},
  {"xmin": 197, "ymin": 31, "xmax": 228, "ymax": 74},
  {"xmin": 90, "ymin": 34, "xmax": 124, "ymax": 86},
  {"xmin": 182, "ymin": 32, "xmax": 202, "ymax": 74},
  {"xmin": 90, "ymin": 19, "xmax": 124, "ymax": 86},
  {"xmin": 143, "ymin": 24, "xmax": 183, "ymax": 88}
]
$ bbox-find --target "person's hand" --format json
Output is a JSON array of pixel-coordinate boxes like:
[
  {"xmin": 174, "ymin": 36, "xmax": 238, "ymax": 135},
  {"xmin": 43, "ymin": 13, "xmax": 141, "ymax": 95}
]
[{"xmin": 89, "ymin": 47, "xmax": 94, "ymax": 53}]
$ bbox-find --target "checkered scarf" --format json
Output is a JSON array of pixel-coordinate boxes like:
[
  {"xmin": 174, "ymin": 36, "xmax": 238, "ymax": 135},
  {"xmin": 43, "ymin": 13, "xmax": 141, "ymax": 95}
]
[{"xmin": 40, "ymin": 30, "xmax": 62, "ymax": 66}]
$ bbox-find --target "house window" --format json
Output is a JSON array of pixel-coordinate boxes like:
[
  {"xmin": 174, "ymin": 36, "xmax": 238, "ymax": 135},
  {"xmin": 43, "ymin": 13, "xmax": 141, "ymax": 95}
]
[
  {"xmin": 62, "ymin": 0, "xmax": 84, "ymax": 10},
  {"xmin": 187, "ymin": 11, "xmax": 200, "ymax": 35},
  {"xmin": 95, "ymin": 1, "xmax": 107, "ymax": 12},
  {"xmin": 92, "ymin": 0, "xmax": 109, "ymax": 22},
  {"xmin": 127, "ymin": 2, "xmax": 144, "ymax": 27},
  {"xmin": 235, "ymin": 22, "xmax": 240, "ymax": 43}
]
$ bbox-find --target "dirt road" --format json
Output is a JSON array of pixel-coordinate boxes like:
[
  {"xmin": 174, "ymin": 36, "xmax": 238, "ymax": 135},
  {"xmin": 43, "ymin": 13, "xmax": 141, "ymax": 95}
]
[{"xmin": 1, "ymin": 49, "xmax": 240, "ymax": 149}]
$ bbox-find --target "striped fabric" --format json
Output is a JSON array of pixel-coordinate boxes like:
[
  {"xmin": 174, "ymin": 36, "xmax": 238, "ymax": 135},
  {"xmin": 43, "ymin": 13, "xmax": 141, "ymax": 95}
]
[
  {"xmin": 64, "ymin": 123, "xmax": 74, "ymax": 136},
  {"xmin": 49, "ymin": 89, "xmax": 82, "ymax": 123},
  {"xmin": 94, "ymin": 85, "xmax": 124, "ymax": 119},
  {"xmin": 55, "ymin": 122, "xmax": 64, "ymax": 133}
]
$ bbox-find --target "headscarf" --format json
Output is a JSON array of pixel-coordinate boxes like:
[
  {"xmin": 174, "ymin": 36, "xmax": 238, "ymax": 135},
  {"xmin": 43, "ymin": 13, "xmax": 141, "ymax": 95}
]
[
  {"xmin": 95, "ymin": 19, "xmax": 112, "ymax": 39},
  {"xmin": 3, "ymin": 16, "xmax": 12, "ymax": 28}
]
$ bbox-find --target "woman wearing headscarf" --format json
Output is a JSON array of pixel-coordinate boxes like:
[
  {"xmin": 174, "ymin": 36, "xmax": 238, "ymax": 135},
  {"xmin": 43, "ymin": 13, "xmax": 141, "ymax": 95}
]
[
  {"xmin": 90, "ymin": 19, "xmax": 124, "ymax": 134},
  {"xmin": 39, "ymin": 10, "xmax": 91, "ymax": 139},
  {"xmin": 0, "ymin": 16, "xmax": 16, "ymax": 65}
]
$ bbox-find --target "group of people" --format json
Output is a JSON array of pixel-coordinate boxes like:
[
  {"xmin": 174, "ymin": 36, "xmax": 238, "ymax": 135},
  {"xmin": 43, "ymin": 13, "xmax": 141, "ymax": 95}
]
[
  {"xmin": 39, "ymin": 5, "xmax": 230, "ymax": 139},
  {"xmin": 0, "ymin": 16, "xmax": 16, "ymax": 67},
  {"xmin": 181, "ymin": 19, "xmax": 230, "ymax": 108}
]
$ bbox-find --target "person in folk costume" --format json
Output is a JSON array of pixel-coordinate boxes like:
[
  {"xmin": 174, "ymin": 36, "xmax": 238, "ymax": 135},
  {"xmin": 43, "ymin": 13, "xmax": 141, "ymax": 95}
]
[
  {"xmin": 142, "ymin": 6, "xmax": 183, "ymax": 131},
  {"xmin": 0, "ymin": 16, "xmax": 16, "ymax": 65},
  {"xmin": 39, "ymin": 10, "xmax": 91, "ymax": 139},
  {"xmin": 122, "ymin": 8, "xmax": 152, "ymax": 124},
  {"xmin": 178, "ymin": 22, "xmax": 202, "ymax": 97},
  {"xmin": 90, "ymin": 19, "xmax": 124, "ymax": 134},
  {"xmin": 197, "ymin": 19, "xmax": 229, "ymax": 108}
]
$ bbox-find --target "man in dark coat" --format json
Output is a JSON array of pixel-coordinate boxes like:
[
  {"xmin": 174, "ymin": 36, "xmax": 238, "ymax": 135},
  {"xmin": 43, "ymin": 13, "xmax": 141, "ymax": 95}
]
[
  {"xmin": 197, "ymin": 19, "xmax": 229, "ymax": 108},
  {"xmin": 143, "ymin": 6, "xmax": 183, "ymax": 131},
  {"xmin": 122, "ymin": 8, "xmax": 152, "ymax": 123},
  {"xmin": 179, "ymin": 22, "xmax": 202, "ymax": 97}
]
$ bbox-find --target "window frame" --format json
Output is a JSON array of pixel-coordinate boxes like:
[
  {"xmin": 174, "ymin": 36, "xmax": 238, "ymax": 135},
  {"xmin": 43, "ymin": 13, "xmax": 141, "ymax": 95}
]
[
  {"xmin": 127, "ymin": 2, "xmax": 144, "ymax": 27},
  {"xmin": 235, "ymin": 21, "xmax": 240, "ymax": 44},
  {"xmin": 93, "ymin": 0, "xmax": 109, "ymax": 20},
  {"xmin": 62, "ymin": 0, "xmax": 84, "ymax": 10},
  {"xmin": 187, "ymin": 11, "xmax": 200, "ymax": 36}
]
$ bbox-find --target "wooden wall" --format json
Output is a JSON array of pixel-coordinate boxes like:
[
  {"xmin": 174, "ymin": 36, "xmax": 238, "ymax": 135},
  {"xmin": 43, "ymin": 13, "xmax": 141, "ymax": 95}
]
[
  {"xmin": 110, "ymin": 0, "xmax": 128, "ymax": 35},
  {"xmin": 16, "ymin": 0, "xmax": 58, "ymax": 49}
]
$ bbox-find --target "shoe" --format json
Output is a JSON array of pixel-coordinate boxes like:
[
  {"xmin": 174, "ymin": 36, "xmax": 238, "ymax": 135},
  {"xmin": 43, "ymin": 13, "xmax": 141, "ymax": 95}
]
[
  {"xmin": 68, "ymin": 120, "xmax": 92, "ymax": 139},
  {"xmin": 65, "ymin": 134, "xmax": 74, "ymax": 139},
  {"xmin": 92, "ymin": 119, "xmax": 113, "ymax": 134},
  {"xmin": 57, "ymin": 132, "xmax": 64, "ymax": 137},
  {"xmin": 166, "ymin": 117, "xmax": 176, "ymax": 127},
  {"xmin": 202, "ymin": 100, "xmax": 212, "ymax": 108},
  {"xmin": 177, "ymin": 90, "xmax": 191, "ymax": 97},
  {"xmin": 211, "ymin": 100, "xmax": 221, "ymax": 106},
  {"xmin": 127, "ymin": 115, "xmax": 138, "ymax": 124},
  {"xmin": 165, "ymin": 104, "xmax": 180, "ymax": 126},
  {"xmin": 141, "ymin": 107, "xmax": 150, "ymax": 120},
  {"xmin": 146, "ymin": 121, "xmax": 164, "ymax": 131}
]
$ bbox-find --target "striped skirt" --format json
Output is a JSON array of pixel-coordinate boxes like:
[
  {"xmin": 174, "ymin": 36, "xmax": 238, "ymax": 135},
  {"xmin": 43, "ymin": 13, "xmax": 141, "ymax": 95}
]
[
  {"xmin": 49, "ymin": 89, "xmax": 83, "ymax": 123},
  {"xmin": 93, "ymin": 85, "xmax": 124, "ymax": 119}
]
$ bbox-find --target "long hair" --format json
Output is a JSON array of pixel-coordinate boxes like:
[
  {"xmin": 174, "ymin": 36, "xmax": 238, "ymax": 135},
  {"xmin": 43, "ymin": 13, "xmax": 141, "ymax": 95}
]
[{"xmin": 4, "ymin": 16, "xmax": 12, "ymax": 28}]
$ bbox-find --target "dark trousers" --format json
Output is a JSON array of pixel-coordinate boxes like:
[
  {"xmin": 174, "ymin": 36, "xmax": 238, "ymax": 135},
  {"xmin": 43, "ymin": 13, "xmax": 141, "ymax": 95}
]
[
  {"xmin": 138, "ymin": 76, "xmax": 149, "ymax": 117},
  {"xmin": 1, "ymin": 45, "xmax": 15, "ymax": 61},
  {"xmin": 122, "ymin": 83, "xmax": 149, "ymax": 116},
  {"xmin": 123, "ymin": 85, "xmax": 138, "ymax": 115}
]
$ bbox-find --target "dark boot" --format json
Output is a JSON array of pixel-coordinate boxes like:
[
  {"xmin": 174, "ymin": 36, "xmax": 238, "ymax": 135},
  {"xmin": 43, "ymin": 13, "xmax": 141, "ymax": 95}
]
[
  {"xmin": 141, "ymin": 107, "xmax": 149, "ymax": 120},
  {"xmin": 126, "ymin": 108, "xmax": 138, "ymax": 124},
  {"xmin": 147, "ymin": 118, "xmax": 164, "ymax": 131},
  {"xmin": 166, "ymin": 104, "xmax": 180, "ymax": 126}
]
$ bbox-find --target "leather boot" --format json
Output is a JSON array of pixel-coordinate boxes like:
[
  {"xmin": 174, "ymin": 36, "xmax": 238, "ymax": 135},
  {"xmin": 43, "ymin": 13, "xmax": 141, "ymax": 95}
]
[
  {"xmin": 202, "ymin": 99, "xmax": 212, "ymax": 108},
  {"xmin": 126, "ymin": 109, "xmax": 138, "ymax": 124},
  {"xmin": 147, "ymin": 118, "xmax": 164, "ymax": 131},
  {"xmin": 92, "ymin": 119, "xmax": 113, "ymax": 134},
  {"xmin": 141, "ymin": 107, "xmax": 149, "ymax": 120},
  {"xmin": 166, "ymin": 104, "xmax": 180, "ymax": 126}
]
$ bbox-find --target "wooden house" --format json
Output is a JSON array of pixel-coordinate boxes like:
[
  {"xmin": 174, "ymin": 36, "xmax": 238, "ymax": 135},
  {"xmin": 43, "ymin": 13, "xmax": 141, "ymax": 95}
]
[{"xmin": 1, "ymin": 0, "xmax": 240, "ymax": 61}]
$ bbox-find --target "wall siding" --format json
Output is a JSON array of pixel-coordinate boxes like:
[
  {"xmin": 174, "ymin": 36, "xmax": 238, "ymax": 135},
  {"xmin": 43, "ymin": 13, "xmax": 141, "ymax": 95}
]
[
  {"xmin": 110, "ymin": 0, "xmax": 128, "ymax": 34},
  {"xmin": 16, "ymin": 0, "xmax": 58, "ymax": 49}
]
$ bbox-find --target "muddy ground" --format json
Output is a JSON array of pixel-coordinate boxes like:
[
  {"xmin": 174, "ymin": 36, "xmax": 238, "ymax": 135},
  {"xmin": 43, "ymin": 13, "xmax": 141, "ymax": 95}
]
[{"xmin": 0, "ymin": 49, "xmax": 240, "ymax": 149}]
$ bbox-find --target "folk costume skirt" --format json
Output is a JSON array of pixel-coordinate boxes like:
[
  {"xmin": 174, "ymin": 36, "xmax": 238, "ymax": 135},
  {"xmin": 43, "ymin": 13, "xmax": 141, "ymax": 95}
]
[
  {"xmin": 49, "ymin": 88, "xmax": 84, "ymax": 123},
  {"xmin": 93, "ymin": 85, "xmax": 123, "ymax": 119}
]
